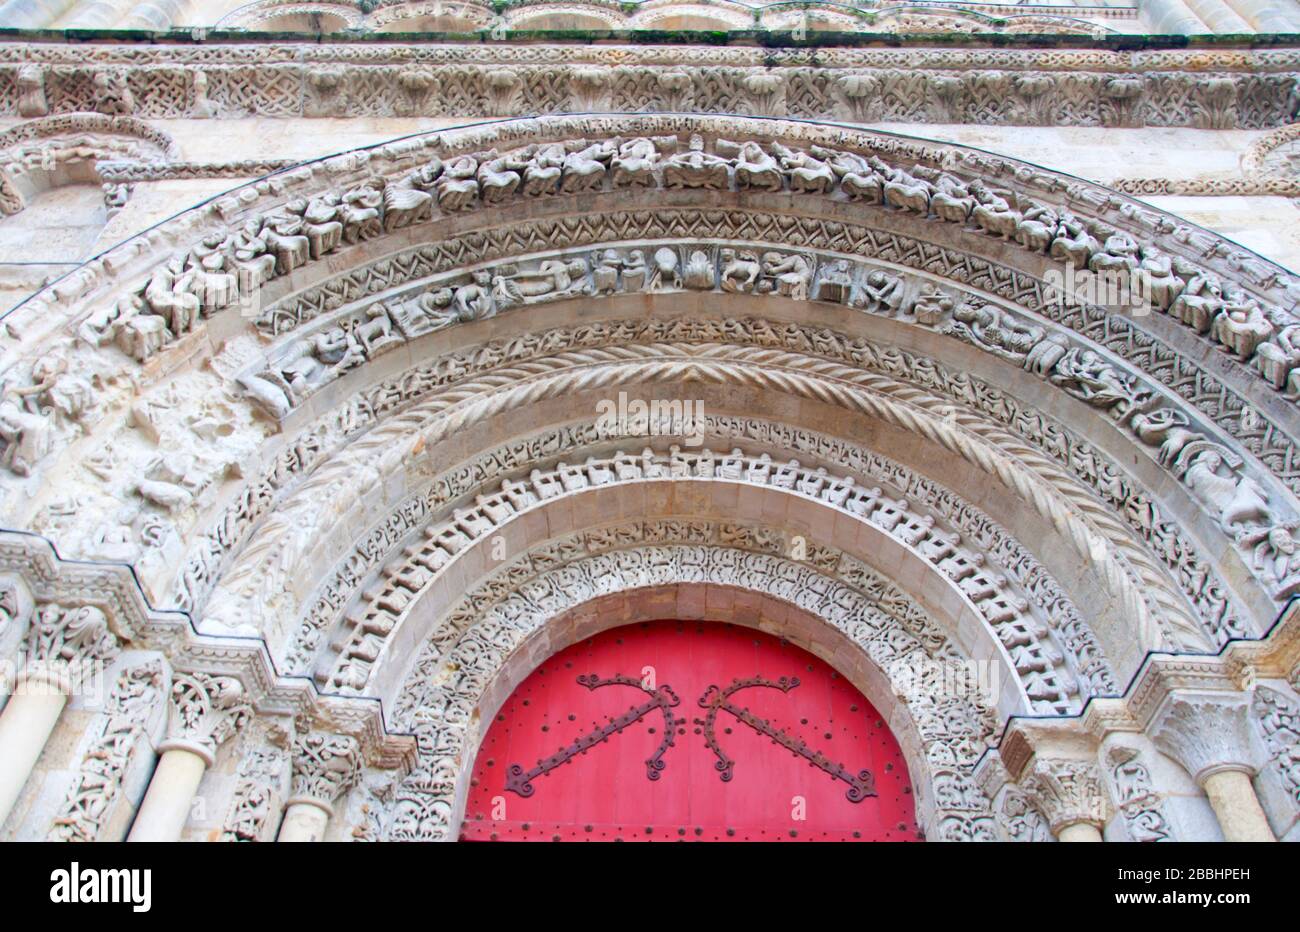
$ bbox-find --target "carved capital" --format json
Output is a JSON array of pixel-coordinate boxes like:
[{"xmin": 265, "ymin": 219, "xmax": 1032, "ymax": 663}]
[
  {"xmin": 290, "ymin": 732, "xmax": 363, "ymax": 810},
  {"xmin": 1151, "ymin": 691, "xmax": 1261, "ymax": 784},
  {"xmin": 22, "ymin": 601, "xmax": 118, "ymax": 689},
  {"xmin": 1019, "ymin": 758, "xmax": 1111, "ymax": 834},
  {"xmin": 162, "ymin": 672, "xmax": 252, "ymax": 765}
]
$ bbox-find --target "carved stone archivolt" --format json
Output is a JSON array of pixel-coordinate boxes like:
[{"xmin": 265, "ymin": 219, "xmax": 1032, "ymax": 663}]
[
  {"xmin": 7, "ymin": 119, "xmax": 1295, "ymax": 589},
  {"xmin": 387, "ymin": 541, "xmax": 999, "ymax": 841},
  {"xmin": 183, "ymin": 310, "xmax": 1268, "ymax": 670},
  {"xmin": 3, "ymin": 113, "xmax": 1300, "ymax": 841},
  {"xmin": 283, "ymin": 430, "xmax": 1115, "ymax": 710}
]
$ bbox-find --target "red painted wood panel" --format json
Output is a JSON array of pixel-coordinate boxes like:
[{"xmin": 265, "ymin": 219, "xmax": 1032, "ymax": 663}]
[{"xmin": 461, "ymin": 619, "xmax": 922, "ymax": 841}]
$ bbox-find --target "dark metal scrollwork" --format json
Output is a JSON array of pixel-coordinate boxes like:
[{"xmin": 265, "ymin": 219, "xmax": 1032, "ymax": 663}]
[
  {"xmin": 697, "ymin": 675, "xmax": 877, "ymax": 803},
  {"xmin": 504, "ymin": 673, "xmax": 682, "ymax": 798}
]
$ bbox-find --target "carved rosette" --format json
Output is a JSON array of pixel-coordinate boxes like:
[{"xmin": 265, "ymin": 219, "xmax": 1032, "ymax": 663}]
[
  {"xmin": 162, "ymin": 672, "xmax": 253, "ymax": 765},
  {"xmin": 1151, "ymin": 692, "xmax": 1261, "ymax": 784},
  {"xmin": 1019, "ymin": 758, "xmax": 1111, "ymax": 835},
  {"xmin": 290, "ymin": 732, "xmax": 363, "ymax": 813},
  {"xmin": 21, "ymin": 601, "xmax": 118, "ymax": 691}
]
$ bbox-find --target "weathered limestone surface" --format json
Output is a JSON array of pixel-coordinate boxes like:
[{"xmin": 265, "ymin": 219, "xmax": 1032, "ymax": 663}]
[{"xmin": 0, "ymin": 13, "xmax": 1298, "ymax": 841}]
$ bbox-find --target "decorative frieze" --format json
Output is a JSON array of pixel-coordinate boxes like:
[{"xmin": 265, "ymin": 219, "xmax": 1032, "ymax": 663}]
[{"xmin": 0, "ymin": 42, "xmax": 1294, "ymax": 129}]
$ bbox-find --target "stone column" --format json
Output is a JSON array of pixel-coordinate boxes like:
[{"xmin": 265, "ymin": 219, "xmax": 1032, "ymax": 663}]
[
  {"xmin": 0, "ymin": 601, "xmax": 116, "ymax": 828},
  {"xmin": 0, "ymin": 674, "xmax": 66, "ymax": 828},
  {"xmin": 127, "ymin": 672, "xmax": 250, "ymax": 842},
  {"xmin": 1152, "ymin": 692, "xmax": 1275, "ymax": 843},
  {"xmin": 278, "ymin": 732, "xmax": 363, "ymax": 842},
  {"xmin": 1019, "ymin": 757, "xmax": 1112, "ymax": 842}
]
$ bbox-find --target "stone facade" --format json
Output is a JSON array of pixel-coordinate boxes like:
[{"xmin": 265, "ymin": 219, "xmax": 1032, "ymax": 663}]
[{"xmin": 0, "ymin": 4, "xmax": 1298, "ymax": 842}]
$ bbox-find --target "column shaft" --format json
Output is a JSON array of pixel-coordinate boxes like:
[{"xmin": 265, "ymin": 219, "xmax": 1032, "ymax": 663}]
[
  {"xmin": 1202, "ymin": 770, "xmax": 1276, "ymax": 842},
  {"xmin": 277, "ymin": 800, "xmax": 331, "ymax": 842},
  {"xmin": 126, "ymin": 747, "xmax": 207, "ymax": 842},
  {"xmin": 0, "ymin": 688, "xmax": 67, "ymax": 828}
]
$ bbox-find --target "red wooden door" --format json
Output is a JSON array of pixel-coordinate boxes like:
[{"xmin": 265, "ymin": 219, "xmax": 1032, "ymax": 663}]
[{"xmin": 461, "ymin": 619, "xmax": 921, "ymax": 841}]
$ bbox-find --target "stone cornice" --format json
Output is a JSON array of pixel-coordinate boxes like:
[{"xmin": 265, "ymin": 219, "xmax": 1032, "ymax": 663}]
[
  {"xmin": 0, "ymin": 529, "xmax": 417, "ymax": 772},
  {"xmin": 987, "ymin": 600, "xmax": 1300, "ymax": 768},
  {"xmin": 1127, "ymin": 601, "xmax": 1300, "ymax": 727}
]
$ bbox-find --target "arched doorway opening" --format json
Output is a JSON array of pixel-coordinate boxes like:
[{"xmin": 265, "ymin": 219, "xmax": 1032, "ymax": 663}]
[{"xmin": 461, "ymin": 619, "xmax": 922, "ymax": 841}]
